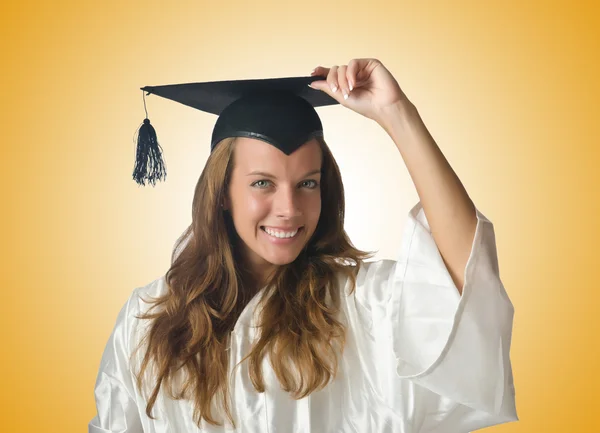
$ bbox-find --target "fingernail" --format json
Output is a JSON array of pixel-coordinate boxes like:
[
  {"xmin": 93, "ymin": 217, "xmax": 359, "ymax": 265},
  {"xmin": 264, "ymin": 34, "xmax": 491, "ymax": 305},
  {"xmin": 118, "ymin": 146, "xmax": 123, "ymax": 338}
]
[
  {"xmin": 349, "ymin": 82, "xmax": 353, "ymax": 91},
  {"xmin": 343, "ymin": 92, "xmax": 349, "ymax": 100},
  {"xmin": 331, "ymin": 84, "xmax": 337, "ymax": 92}
]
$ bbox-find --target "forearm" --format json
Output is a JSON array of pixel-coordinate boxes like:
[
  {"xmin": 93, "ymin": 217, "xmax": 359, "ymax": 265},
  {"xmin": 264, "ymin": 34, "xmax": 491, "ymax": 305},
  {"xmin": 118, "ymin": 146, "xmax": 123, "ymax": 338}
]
[{"xmin": 377, "ymin": 102, "xmax": 477, "ymax": 294}]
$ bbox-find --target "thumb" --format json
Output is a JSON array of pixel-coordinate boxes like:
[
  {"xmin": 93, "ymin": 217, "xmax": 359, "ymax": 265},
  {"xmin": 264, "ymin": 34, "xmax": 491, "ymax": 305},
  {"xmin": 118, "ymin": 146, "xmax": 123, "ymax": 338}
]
[
  {"xmin": 308, "ymin": 79, "xmax": 329, "ymax": 92},
  {"xmin": 308, "ymin": 79, "xmax": 342, "ymax": 103}
]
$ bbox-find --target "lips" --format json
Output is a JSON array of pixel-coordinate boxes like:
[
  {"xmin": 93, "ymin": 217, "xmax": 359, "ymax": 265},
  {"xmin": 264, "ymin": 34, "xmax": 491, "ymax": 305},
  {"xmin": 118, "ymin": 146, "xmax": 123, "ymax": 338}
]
[{"xmin": 260, "ymin": 226, "xmax": 304, "ymax": 239}]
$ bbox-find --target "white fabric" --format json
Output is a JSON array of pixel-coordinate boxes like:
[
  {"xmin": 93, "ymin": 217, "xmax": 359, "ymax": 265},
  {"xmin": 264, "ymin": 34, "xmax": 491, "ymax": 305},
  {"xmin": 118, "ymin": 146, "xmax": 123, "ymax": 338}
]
[{"xmin": 89, "ymin": 201, "xmax": 518, "ymax": 432}]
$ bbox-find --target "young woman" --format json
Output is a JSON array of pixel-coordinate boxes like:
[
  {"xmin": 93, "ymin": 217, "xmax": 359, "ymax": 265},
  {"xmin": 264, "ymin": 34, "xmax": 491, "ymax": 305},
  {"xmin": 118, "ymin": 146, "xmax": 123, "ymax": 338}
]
[{"xmin": 89, "ymin": 58, "xmax": 518, "ymax": 432}]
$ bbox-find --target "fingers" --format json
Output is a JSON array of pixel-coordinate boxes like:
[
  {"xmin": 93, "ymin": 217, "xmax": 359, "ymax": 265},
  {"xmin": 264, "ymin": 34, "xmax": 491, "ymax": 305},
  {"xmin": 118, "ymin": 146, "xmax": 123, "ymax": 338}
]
[
  {"xmin": 309, "ymin": 61, "xmax": 357, "ymax": 101},
  {"xmin": 346, "ymin": 59, "xmax": 357, "ymax": 91},
  {"xmin": 328, "ymin": 65, "xmax": 339, "ymax": 93},
  {"xmin": 336, "ymin": 66, "xmax": 351, "ymax": 100},
  {"xmin": 317, "ymin": 65, "xmax": 351, "ymax": 100}
]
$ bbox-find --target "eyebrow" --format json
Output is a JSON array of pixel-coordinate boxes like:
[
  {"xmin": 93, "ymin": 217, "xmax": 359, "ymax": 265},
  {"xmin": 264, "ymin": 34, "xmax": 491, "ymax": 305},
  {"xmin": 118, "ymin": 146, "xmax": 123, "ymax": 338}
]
[{"xmin": 246, "ymin": 169, "xmax": 322, "ymax": 178}]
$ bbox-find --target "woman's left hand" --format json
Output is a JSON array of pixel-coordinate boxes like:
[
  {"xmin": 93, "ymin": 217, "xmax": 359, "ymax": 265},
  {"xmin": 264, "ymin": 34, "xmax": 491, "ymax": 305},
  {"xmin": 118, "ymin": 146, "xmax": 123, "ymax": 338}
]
[{"xmin": 309, "ymin": 58, "xmax": 414, "ymax": 124}]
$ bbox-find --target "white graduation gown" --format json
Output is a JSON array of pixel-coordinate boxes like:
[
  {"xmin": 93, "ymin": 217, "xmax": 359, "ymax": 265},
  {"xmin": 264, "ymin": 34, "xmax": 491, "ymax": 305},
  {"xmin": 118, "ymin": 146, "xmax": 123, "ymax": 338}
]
[{"xmin": 89, "ymin": 201, "xmax": 518, "ymax": 433}]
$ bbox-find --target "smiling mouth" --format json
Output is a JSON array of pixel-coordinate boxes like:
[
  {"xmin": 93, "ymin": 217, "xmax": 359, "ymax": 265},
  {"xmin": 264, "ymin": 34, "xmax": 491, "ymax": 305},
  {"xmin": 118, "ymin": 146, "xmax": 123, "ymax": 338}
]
[{"xmin": 260, "ymin": 226, "xmax": 304, "ymax": 239}]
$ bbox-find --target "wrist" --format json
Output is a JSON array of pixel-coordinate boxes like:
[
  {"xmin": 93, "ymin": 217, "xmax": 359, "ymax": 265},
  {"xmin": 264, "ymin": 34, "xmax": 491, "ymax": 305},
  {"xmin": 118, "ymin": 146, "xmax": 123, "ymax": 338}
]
[{"xmin": 376, "ymin": 100, "xmax": 421, "ymax": 138}]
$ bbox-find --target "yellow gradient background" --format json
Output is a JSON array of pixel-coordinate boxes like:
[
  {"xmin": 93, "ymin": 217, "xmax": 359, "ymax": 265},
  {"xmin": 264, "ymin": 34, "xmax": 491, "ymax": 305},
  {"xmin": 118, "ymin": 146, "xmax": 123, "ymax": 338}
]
[{"xmin": 1, "ymin": 1, "xmax": 598, "ymax": 431}]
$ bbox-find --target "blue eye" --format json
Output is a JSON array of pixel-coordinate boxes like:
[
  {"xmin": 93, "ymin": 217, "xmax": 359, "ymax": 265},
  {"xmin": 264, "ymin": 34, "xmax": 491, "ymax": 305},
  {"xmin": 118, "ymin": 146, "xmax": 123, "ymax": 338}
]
[
  {"xmin": 251, "ymin": 180, "xmax": 271, "ymax": 188},
  {"xmin": 301, "ymin": 179, "xmax": 319, "ymax": 189}
]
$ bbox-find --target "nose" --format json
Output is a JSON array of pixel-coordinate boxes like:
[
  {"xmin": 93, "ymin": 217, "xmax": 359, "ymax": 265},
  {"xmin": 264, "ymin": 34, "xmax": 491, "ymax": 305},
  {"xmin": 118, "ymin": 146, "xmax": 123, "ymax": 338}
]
[{"xmin": 274, "ymin": 185, "xmax": 302, "ymax": 219}]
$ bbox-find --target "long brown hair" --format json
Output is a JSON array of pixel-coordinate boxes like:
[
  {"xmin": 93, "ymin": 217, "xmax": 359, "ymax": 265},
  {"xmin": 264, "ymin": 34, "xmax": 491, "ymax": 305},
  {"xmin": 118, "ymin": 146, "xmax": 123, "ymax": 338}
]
[{"xmin": 133, "ymin": 136, "xmax": 371, "ymax": 428}]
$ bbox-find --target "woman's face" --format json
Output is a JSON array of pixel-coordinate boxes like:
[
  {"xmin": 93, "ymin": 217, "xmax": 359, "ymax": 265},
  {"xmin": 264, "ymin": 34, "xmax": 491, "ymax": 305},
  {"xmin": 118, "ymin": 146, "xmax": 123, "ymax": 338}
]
[{"xmin": 226, "ymin": 137, "xmax": 322, "ymax": 281}]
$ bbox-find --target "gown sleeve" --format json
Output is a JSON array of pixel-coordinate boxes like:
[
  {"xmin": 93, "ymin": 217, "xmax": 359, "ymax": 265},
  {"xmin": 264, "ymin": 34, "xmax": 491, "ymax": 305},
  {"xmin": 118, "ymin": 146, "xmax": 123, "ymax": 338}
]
[
  {"xmin": 89, "ymin": 289, "xmax": 144, "ymax": 433},
  {"xmin": 354, "ymin": 201, "xmax": 518, "ymax": 432}
]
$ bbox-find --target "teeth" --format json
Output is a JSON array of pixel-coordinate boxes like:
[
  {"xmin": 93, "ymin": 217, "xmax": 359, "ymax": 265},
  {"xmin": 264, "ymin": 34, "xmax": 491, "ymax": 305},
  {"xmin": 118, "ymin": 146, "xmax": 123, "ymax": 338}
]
[{"xmin": 263, "ymin": 227, "xmax": 299, "ymax": 238}]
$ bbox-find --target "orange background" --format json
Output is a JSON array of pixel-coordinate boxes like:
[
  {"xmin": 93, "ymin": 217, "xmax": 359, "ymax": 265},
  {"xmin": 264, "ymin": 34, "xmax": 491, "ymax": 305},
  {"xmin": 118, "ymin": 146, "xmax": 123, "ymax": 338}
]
[{"xmin": 1, "ymin": 1, "xmax": 598, "ymax": 431}]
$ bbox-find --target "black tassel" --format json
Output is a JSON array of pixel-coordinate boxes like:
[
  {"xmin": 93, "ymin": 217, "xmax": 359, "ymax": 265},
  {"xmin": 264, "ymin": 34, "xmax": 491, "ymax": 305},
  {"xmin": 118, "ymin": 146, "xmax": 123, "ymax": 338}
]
[{"xmin": 133, "ymin": 118, "xmax": 166, "ymax": 186}]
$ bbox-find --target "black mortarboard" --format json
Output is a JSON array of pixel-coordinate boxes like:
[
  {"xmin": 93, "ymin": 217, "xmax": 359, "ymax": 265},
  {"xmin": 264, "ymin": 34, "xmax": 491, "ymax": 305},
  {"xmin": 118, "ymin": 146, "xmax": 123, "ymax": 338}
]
[{"xmin": 133, "ymin": 75, "xmax": 339, "ymax": 186}]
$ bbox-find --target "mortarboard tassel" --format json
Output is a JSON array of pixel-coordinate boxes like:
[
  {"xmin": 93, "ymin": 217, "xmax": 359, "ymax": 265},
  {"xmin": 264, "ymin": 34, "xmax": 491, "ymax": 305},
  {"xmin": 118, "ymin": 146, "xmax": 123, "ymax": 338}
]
[{"xmin": 132, "ymin": 91, "xmax": 166, "ymax": 186}]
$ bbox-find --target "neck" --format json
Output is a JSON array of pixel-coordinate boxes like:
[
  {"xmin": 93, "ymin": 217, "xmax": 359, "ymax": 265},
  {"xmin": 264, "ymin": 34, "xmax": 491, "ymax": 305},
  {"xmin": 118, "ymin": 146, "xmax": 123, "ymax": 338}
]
[
  {"xmin": 251, "ymin": 262, "xmax": 276, "ymax": 289},
  {"xmin": 235, "ymin": 252, "xmax": 276, "ymax": 291}
]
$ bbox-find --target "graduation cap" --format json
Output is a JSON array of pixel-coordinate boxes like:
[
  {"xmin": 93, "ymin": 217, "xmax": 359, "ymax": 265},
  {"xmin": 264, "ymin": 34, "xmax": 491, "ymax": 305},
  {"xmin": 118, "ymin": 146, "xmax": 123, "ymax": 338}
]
[{"xmin": 133, "ymin": 75, "xmax": 339, "ymax": 186}]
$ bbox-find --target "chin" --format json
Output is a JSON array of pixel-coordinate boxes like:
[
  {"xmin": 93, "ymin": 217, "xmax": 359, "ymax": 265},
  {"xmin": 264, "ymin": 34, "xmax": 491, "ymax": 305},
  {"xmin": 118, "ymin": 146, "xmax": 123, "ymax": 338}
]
[{"xmin": 264, "ymin": 252, "xmax": 301, "ymax": 266}]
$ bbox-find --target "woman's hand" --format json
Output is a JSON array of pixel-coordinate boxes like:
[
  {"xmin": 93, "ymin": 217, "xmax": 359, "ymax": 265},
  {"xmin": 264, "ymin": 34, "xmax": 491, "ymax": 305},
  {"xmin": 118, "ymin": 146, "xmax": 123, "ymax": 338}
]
[{"xmin": 309, "ymin": 58, "xmax": 414, "ymax": 124}]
